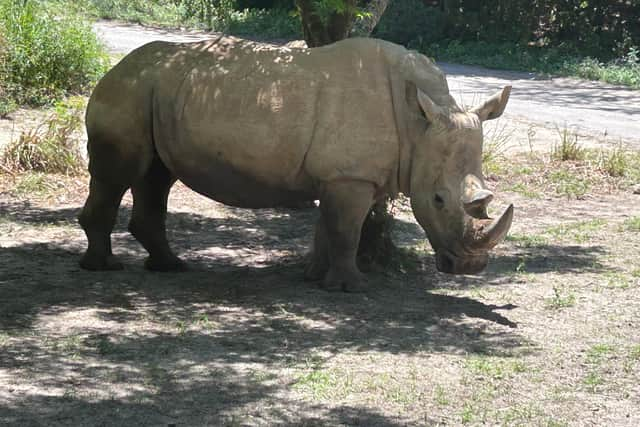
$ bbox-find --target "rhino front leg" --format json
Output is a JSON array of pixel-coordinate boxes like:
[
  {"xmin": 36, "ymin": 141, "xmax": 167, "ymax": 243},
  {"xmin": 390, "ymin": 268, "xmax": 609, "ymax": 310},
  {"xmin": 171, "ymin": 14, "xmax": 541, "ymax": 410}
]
[
  {"xmin": 304, "ymin": 215, "xmax": 329, "ymax": 281},
  {"xmin": 319, "ymin": 181, "xmax": 375, "ymax": 292}
]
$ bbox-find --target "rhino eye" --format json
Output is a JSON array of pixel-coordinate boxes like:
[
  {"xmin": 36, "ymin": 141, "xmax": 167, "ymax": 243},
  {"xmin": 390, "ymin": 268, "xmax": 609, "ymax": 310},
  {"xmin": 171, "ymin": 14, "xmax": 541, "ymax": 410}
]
[{"xmin": 434, "ymin": 194, "xmax": 445, "ymax": 209}]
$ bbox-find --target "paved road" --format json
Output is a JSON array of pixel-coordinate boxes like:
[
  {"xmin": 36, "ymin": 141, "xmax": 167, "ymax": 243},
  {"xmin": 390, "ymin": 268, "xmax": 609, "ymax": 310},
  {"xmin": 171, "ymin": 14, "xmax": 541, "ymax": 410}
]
[
  {"xmin": 93, "ymin": 21, "xmax": 640, "ymax": 148},
  {"xmin": 440, "ymin": 63, "xmax": 640, "ymax": 146}
]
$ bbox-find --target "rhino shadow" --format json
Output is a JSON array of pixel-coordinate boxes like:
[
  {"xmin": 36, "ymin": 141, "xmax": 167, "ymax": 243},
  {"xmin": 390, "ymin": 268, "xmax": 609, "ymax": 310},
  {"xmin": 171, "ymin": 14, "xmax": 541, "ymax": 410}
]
[
  {"xmin": 0, "ymin": 199, "xmax": 613, "ymax": 332},
  {"xmin": 4, "ymin": 199, "xmax": 616, "ymax": 425},
  {"xmin": 0, "ymin": 353, "xmax": 417, "ymax": 426}
]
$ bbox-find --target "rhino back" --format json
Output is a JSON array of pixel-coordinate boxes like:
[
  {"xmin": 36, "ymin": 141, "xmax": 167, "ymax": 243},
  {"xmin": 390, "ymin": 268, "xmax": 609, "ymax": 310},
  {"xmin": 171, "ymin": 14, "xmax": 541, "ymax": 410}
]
[{"xmin": 87, "ymin": 38, "xmax": 403, "ymax": 205}]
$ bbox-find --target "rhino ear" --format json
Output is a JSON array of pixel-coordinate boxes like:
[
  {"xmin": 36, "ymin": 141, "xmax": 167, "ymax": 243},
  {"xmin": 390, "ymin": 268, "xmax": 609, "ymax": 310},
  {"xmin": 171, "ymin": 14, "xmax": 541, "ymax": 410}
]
[
  {"xmin": 417, "ymin": 88, "xmax": 450, "ymax": 126},
  {"xmin": 471, "ymin": 86, "xmax": 512, "ymax": 121}
]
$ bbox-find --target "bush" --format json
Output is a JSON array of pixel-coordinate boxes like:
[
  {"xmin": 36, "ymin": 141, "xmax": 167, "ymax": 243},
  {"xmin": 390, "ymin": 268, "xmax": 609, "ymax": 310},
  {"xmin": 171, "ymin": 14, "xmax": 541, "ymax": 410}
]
[
  {"xmin": 373, "ymin": 1, "xmax": 445, "ymax": 47},
  {"xmin": 86, "ymin": 0, "xmax": 190, "ymax": 27},
  {"xmin": 0, "ymin": 0, "xmax": 110, "ymax": 108},
  {"xmin": 226, "ymin": 8, "xmax": 300, "ymax": 38},
  {"xmin": 424, "ymin": 40, "xmax": 640, "ymax": 89}
]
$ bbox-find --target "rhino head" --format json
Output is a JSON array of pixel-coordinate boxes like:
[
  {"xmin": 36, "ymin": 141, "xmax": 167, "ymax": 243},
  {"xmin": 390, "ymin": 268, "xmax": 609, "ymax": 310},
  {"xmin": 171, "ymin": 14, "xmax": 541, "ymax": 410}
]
[{"xmin": 408, "ymin": 85, "xmax": 513, "ymax": 274}]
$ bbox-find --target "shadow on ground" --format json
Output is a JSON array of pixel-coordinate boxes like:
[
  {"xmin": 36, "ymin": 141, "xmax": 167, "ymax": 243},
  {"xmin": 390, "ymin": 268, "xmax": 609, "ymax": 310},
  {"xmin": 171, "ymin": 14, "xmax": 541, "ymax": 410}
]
[{"xmin": 0, "ymin": 199, "xmax": 612, "ymax": 424}]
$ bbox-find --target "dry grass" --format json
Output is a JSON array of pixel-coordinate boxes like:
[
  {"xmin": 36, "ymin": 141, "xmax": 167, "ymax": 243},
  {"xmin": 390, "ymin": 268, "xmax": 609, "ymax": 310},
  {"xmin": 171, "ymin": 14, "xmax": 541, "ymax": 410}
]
[{"xmin": 1, "ymin": 97, "xmax": 86, "ymax": 175}]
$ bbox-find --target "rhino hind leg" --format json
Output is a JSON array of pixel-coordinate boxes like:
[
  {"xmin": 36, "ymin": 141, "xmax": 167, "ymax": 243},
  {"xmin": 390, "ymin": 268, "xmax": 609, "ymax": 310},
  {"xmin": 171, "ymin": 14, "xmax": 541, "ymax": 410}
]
[
  {"xmin": 79, "ymin": 178, "xmax": 128, "ymax": 270},
  {"xmin": 128, "ymin": 156, "xmax": 186, "ymax": 272},
  {"xmin": 318, "ymin": 181, "xmax": 375, "ymax": 293}
]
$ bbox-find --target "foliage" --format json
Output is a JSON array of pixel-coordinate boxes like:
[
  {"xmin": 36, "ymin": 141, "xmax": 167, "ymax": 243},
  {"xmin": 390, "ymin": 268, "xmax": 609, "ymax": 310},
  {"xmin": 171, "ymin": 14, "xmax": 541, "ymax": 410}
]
[
  {"xmin": 374, "ymin": 1, "xmax": 640, "ymax": 87},
  {"xmin": 425, "ymin": 0, "xmax": 640, "ymax": 60},
  {"xmin": 295, "ymin": 0, "xmax": 357, "ymax": 47},
  {"xmin": 373, "ymin": 0, "xmax": 445, "ymax": 46},
  {"xmin": 226, "ymin": 8, "xmax": 300, "ymax": 37},
  {"xmin": 84, "ymin": 0, "xmax": 190, "ymax": 26},
  {"xmin": 1, "ymin": 97, "xmax": 86, "ymax": 175},
  {"xmin": 425, "ymin": 40, "xmax": 640, "ymax": 89},
  {"xmin": 0, "ymin": 0, "xmax": 109, "ymax": 110}
]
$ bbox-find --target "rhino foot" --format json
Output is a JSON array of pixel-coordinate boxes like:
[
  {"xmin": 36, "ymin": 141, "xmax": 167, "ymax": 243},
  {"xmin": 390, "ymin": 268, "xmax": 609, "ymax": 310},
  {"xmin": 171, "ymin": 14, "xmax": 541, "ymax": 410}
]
[
  {"xmin": 80, "ymin": 254, "xmax": 124, "ymax": 271},
  {"xmin": 144, "ymin": 255, "xmax": 188, "ymax": 272},
  {"xmin": 304, "ymin": 259, "xmax": 329, "ymax": 282},
  {"xmin": 322, "ymin": 269, "xmax": 367, "ymax": 293}
]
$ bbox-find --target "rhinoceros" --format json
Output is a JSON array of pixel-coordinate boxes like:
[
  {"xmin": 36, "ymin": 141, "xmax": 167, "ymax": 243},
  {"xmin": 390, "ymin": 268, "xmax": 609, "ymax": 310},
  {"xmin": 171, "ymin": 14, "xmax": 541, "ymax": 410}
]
[{"xmin": 78, "ymin": 35, "xmax": 513, "ymax": 292}]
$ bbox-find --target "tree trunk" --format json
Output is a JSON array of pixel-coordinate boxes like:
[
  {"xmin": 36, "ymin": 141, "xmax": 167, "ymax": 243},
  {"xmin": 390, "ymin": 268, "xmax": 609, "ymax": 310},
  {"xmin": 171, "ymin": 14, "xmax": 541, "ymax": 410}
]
[{"xmin": 351, "ymin": 0, "xmax": 391, "ymax": 37}]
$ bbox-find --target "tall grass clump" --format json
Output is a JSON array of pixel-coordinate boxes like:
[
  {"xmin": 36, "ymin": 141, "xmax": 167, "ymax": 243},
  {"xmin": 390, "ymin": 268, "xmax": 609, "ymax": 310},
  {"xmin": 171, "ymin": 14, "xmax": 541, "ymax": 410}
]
[
  {"xmin": 2, "ymin": 97, "xmax": 86, "ymax": 175},
  {"xmin": 0, "ymin": 0, "xmax": 109, "ymax": 109},
  {"xmin": 552, "ymin": 126, "xmax": 585, "ymax": 162}
]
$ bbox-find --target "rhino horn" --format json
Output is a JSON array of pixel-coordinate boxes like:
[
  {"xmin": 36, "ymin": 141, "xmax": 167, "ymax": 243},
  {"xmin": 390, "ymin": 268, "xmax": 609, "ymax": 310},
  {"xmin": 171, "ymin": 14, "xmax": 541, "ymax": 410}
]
[
  {"xmin": 465, "ymin": 204, "xmax": 514, "ymax": 250},
  {"xmin": 462, "ymin": 175, "xmax": 494, "ymax": 219}
]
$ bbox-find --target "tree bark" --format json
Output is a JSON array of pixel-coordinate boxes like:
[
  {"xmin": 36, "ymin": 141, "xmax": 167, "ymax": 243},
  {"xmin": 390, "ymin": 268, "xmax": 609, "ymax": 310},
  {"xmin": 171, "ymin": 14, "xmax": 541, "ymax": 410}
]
[{"xmin": 351, "ymin": 0, "xmax": 391, "ymax": 37}]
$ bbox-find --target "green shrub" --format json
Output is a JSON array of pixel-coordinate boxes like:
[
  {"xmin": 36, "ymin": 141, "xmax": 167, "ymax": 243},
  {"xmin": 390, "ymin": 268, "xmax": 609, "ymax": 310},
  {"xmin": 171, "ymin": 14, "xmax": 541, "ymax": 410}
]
[
  {"xmin": 0, "ymin": 0, "xmax": 110, "ymax": 108},
  {"xmin": 86, "ymin": 0, "xmax": 189, "ymax": 27},
  {"xmin": 425, "ymin": 40, "xmax": 640, "ymax": 89},
  {"xmin": 1, "ymin": 96, "xmax": 86, "ymax": 175},
  {"xmin": 373, "ymin": 1, "xmax": 445, "ymax": 47},
  {"xmin": 226, "ymin": 8, "xmax": 300, "ymax": 38}
]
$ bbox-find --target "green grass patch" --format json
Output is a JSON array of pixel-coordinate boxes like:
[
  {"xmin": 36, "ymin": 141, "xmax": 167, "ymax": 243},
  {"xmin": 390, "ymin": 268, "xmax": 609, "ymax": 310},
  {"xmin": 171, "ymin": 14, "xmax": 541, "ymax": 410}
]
[
  {"xmin": 544, "ymin": 219, "xmax": 606, "ymax": 243},
  {"xmin": 603, "ymin": 272, "xmax": 632, "ymax": 290},
  {"xmin": 547, "ymin": 169, "xmax": 591, "ymax": 199},
  {"xmin": 620, "ymin": 216, "xmax": 640, "ymax": 232},
  {"xmin": 460, "ymin": 403, "xmax": 476, "ymax": 424},
  {"xmin": 464, "ymin": 356, "xmax": 527, "ymax": 381},
  {"xmin": 11, "ymin": 172, "xmax": 58, "ymax": 197},
  {"xmin": 583, "ymin": 371, "xmax": 604, "ymax": 392},
  {"xmin": 505, "ymin": 183, "xmax": 542, "ymax": 199},
  {"xmin": 433, "ymin": 384, "xmax": 449, "ymax": 406},
  {"xmin": 50, "ymin": 334, "xmax": 84, "ymax": 358},
  {"xmin": 586, "ymin": 343, "xmax": 615, "ymax": 364},
  {"xmin": 544, "ymin": 287, "xmax": 576, "ymax": 310},
  {"xmin": 294, "ymin": 368, "xmax": 336, "ymax": 399},
  {"xmin": 506, "ymin": 234, "xmax": 549, "ymax": 248},
  {"xmin": 629, "ymin": 345, "xmax": 640, "ymax": 361}
]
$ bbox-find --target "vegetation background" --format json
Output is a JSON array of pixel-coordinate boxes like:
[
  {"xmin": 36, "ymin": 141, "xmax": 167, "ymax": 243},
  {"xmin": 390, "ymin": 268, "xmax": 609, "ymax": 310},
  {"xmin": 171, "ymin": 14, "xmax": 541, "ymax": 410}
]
[{"xmin": 1, "ymin": 0, "xmax": 639, "ymax": 117}]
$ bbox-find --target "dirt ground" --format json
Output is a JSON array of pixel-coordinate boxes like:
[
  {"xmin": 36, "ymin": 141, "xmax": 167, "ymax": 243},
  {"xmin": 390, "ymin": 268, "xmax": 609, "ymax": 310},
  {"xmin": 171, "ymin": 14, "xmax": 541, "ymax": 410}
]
[{"xmin": 1, "ymin": 143, "xmax": 639, "ymax": 426}]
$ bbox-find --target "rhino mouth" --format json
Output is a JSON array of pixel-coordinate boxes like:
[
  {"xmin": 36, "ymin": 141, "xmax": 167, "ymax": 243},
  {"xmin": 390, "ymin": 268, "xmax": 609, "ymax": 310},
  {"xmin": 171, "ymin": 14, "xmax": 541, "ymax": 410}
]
[
  {"xmin": 436, "ymin": 249, "xmax": 488, "ymax": 274},
  {"xmin": 435, "ymin": 204, "xmax": 514, "ymax": 275}
]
